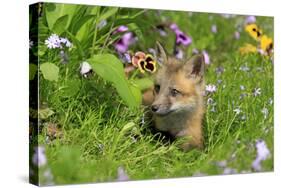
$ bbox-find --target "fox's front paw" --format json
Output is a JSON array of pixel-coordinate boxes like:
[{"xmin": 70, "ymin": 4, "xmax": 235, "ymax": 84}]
[{"xmin": 181, "ymin": 138, "xmax": 203, "ymax": 151}]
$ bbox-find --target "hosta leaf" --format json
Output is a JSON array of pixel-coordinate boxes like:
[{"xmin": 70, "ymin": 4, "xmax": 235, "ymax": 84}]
[
  {"xmin": 45, "ymin": 3, "xmax": 77, "ymax": 30},
  {"xmin": 52, "ymin": 15, "xmax": 69, "ymax": 35},
  {"xmin": 88, "ymin": 54, "xmax": 141, "ymax": 108},
  {"xmin": 40, "ymin": 63, "xmax": 59, "ymax": 82},
  {"xmin": 131, "ymin": 78, "xmax": 154, "ymax": 91}
]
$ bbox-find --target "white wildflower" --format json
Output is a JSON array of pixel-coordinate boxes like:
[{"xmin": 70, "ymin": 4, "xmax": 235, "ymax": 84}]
[{"xmin": 252, "ymin": 140, "xmax": 270, "ymax": 171}]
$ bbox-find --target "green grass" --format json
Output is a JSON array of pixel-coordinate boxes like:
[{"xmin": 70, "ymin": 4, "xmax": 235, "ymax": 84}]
[{"xmin": 30, "ymin": 3, "xmax": 273, "ymax": 185}]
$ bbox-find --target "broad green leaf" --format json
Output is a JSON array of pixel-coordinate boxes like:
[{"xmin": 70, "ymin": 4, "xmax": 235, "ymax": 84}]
[
  {"xmin": 72, "ymin": 15, "xmax": 95, "ymax": 35},
  {"xmin": 29, "ymin": 64, "xmax": 38, "ymax": 80},
  {"xmin": 52, "ymin": 15, "xmax": 69, "ymax": 35},
  {"xmin": 61, "ymin": 79, "xmax": 81, "ymax": 97},
  {"xmin": 131, "ymin": 78, "xmax": 154, "ymax": 91},
  {"xmin": 40, "ymin": 63, "xmax": 59, "ymax": 82},
  {"xmin": 88, "ymin": 54, "xmax": 141, "ymax": 108},
  {"xmin": 39, "ymin": 108, "xmax": 55, "ymax": 119},
  {"xmin": 45, "ymin": 3, "xmax": 77, "ymax": 31},
  {"xmin": 75, "ymin": 17, "xmax": 93, "ymax": 42},
  {"xmin": 98, "ymin": 7, "xmax": 118, "ymax": 22}
]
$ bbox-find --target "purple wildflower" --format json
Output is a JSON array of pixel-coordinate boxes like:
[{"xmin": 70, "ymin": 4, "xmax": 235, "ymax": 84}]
[
  {"xmin": 234, "ymin": 31, "xmax": 240, "ymax": 40},
  {"xmin": 114, "ymin": 32, "xmax": 136, "ymax": 53},
  {"xmin": 245, "ymin": 16, "xmax": 256, "ymax": 24},
  {"xmin": 202, "ymin": 50, "xmax": 210, "ymax": 64},
  {"xmin": 45, "ymin": 34, "xmax": 61, "ymax": 49},
  {"xmin": 170, "ymin": 23, "xmax": 192, "ymax": 46},
  {"xmin": 175, "ymin": 30, "xmax": 192, "ymax": 46},
  {"xmin": 148, "ymin": 48, "xmax": 157, "ymax": 57},
  {"xmin": 170, "ymin": 23, "xmax": 179, "ymax": 32},
  {"xmin": 211, "ymin": 24, "xmax": 217, "ymax": 33},
  {"xmin": 113, "ymin": 25, "xmax": 128, "ymax": 34},
  {"xmin": 175, "ymin": 48, "xmax": 184, "ymax": 59},
  {"xmin": 117, "ymin": 166, "xmax": 129, "ymax": 181},
  {"xmin": 206, "ymin": 84, "xmax": 216, "ymax": 93},
  {"xmin": 32, "ymin": 146, "xmax": 47, "ymax": 167},
  {"xmin": 118, "ymin": 52, "xmax": 131, "ymax": 64},
  {"xmin": 60, "ymin": 37, "xmax": 72, "ymax": 48},
  {"xmin": 252, "ymin": 140, "xmax": 270, "ymax": 171},
  {"xmin": 45, "ymin": 34, "xmax": 72, "ymax": 49},
  {"xmin": 215, "ymin": 66, "xmax": 224, "ymax": 74}
]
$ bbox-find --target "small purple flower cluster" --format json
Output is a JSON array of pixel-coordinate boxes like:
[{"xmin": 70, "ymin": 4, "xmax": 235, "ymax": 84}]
[
  {"xmin": 252, "ymin": 140, "xmax": 270, "ymax": 171},
  {"xmin": 45, "ymin": 34, "xmax": 72, "ymax": 49}
]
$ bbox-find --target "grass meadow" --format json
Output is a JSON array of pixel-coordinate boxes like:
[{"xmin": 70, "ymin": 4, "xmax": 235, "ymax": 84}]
[{"xmin": 29, "ymin": 3, "xmax": 274, "ymax": 186}]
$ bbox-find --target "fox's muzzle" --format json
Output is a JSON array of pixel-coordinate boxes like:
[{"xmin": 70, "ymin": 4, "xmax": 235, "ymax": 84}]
[{"xmin": 151, "ymin": 104, "xmax": 173, "ymax": 116}]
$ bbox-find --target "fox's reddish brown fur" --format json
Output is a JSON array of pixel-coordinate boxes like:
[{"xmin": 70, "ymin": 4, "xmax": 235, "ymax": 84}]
[{"xmin": 143, "ymin": 45, "xmax": 205, "ymax": 151}]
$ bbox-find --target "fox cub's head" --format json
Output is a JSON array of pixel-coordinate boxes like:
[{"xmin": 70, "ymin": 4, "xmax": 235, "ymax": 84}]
[{"xmin": 151, "ymin": 44, "xmax": 205, "ymax": 116}]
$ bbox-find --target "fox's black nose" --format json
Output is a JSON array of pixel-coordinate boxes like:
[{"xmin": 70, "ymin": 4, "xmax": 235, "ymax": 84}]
[{"xmin": 151, "ymin": 105, "xmax": 159, "ymax": 112}]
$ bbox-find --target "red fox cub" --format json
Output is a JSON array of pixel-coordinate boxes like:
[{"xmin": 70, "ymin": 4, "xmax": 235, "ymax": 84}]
[{"xmin": 144, "ymin": 44, "xmax": 205, "ymax": 151}]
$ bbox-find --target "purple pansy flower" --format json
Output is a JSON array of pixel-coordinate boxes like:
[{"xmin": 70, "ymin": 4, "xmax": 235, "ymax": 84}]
[
  {"xmin": 170, "ymin": 23, "xmax": 179, "ymax": 32},
  {"xmin": 175, "ymin": 30, "xmax": 192, "ymax": 46},
  {"xmin": 113, "ymin": 25, "xmax": 128, "ymax": 34},
  {"xmin": 170, "ymin": 23, "xmax": 192, "ymax": 46},
  {"xmin": 114, "ymin": 32, "xmax": 136, "ymax": 53}
]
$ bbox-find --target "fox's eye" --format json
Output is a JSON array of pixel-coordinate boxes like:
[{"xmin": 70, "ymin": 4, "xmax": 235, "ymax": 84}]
[
  {"xmin": 171, "ymin": 88, "xmax": 181, "ymax": 97},
  {"xmin": 154, "ymin": 84, "xmax": 160, "ymax": 93}
]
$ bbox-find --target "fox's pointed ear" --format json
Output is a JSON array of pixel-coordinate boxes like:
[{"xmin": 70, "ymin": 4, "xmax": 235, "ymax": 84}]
[
  {"xmin": 185, "ymin": 54, "xmax": 205, "ymax": 78},
  {"xmin": 156, "ymin": 41, "xmax": 168, "ymax": 66}
]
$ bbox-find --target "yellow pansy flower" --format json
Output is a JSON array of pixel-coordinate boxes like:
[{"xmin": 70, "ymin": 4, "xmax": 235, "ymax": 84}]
[
  {"xmin": 260, "ymin": 35, "xmax": 273, "ymax": 54},
  {"xmin": 239, "ymin": 43, "xmax": 257, "ymax": 55},
  {"xmin": 245, "ymin": 24, "xmax": 263, "ymax": 41}
]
